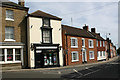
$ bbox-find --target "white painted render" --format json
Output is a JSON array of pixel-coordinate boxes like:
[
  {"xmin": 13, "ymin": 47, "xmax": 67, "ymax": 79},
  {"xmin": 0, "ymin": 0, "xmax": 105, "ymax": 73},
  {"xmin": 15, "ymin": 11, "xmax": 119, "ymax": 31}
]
[{"xmin": 27, "ymin": 17, "xmax": 63, "ymax": 68}]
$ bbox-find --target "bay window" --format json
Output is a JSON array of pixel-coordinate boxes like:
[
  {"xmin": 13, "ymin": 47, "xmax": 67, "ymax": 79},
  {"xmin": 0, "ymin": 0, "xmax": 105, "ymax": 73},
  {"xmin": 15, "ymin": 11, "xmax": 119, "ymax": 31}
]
[
  {"xmin": 7, "ymin": 49, "xmax": 13, "ymax": 61},
  {"xmin": 0, "ymin": 49, "xmax": 4, "ymax": 61},
  {"xmin": 15, "ymin": 49, "xmax": 21, "ymax": 61}
]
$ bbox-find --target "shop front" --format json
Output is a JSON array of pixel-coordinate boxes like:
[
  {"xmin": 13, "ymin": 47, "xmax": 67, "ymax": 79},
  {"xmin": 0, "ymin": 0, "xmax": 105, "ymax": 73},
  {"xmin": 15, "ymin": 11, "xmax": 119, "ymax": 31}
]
[{"xmin": 33, "ymin": 44, "xmax": 60, "ymax": 68}]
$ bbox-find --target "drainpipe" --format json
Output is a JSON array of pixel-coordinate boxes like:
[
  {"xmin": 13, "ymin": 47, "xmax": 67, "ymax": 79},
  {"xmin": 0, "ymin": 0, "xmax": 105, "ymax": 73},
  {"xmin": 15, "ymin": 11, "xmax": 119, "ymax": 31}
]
[{"xmin": 65, "ymin": 33, "xmax": 68, "ymax": 66}]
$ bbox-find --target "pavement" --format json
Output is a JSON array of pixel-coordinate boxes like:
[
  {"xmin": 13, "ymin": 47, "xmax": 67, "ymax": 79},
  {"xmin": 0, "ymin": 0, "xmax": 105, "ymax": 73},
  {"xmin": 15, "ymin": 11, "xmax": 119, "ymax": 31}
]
[{"xmin": 2, "ymin": 56, "xmax": 119, "ymax": 72}]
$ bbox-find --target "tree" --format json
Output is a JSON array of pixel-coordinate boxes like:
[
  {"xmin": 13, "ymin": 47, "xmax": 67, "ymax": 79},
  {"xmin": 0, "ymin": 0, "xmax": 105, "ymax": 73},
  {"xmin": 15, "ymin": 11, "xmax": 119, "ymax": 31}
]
[{"xmin": 117, "ymin": 47, "xmax": 120, "ymax": 55}]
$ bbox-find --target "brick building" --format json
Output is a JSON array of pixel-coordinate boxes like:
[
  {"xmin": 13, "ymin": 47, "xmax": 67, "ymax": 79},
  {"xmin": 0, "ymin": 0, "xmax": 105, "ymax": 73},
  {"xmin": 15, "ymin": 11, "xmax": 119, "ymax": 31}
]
[
  {"xmin": 62, "ymin": 25, "xmax": 97, "ymax": 66},
  {"xmin": 0, "ymin": 0, "xmax": 29, "ymax": 68},
  {"xmin": 90, "ymin": 28, "xmax": 106, "ymax": 61}
]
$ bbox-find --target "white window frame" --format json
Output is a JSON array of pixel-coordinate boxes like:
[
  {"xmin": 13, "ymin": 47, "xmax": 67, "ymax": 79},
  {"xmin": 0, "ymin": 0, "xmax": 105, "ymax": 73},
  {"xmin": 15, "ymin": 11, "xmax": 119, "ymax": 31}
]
[
  {"xmin": 82, "ymin": 38, "xmax": 85, "ymax": 47},
  {"xmin": 6, "ymin": 9, "xmax": 14, "ymax": 21},
  {"xmin": 97, "ymin": 40, "xmax": 98, "ymax": 47},
  {"xmin": 71, "ymin": 37, "xmax": 78, "ymax": 48},
  {"xmin": 0, "ymin": 46, "xmax": 23, "ymax": 64},
  {"xmin": 89, "ymin": 51, "xmax": 94, "ymax": 59},
  {"xmin": 88, "ymin": 39, "xmax": 94, "ymax": 48},
  {"xmin": 71, "ymin": 51, "xmax": 79, "ymax": 62},
  {"xmin": 100, "ymin": 41, "xmax": 102, "ymax": 47},
  {"xmin": 103, "ymin": 41, "xmax": 105, "ymax": 47}
]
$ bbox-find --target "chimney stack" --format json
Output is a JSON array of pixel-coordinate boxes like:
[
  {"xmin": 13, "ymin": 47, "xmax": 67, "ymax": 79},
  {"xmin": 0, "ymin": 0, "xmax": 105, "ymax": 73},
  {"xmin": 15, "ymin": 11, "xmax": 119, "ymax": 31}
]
[
  {"xmin": 83, "ymin": 24, "xmax": 89, "ymax": 31},
  {"xmin": 91, "ymin": 28, "xmax": 96, "ymax": 33},
  {"xmin": 18, "ymin": 0, "xmax": 25, "ymax": 7},
  {"xmin": 97, "ymin": 33, "xmax": 100, "ymax": 36}
]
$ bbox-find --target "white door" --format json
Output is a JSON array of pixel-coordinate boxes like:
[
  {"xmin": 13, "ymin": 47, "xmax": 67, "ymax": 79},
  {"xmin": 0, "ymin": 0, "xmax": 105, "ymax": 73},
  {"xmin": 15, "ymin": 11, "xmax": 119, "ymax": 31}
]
[{"xmin": 82, "ymin": 51, "xmax": 87, "ymax": 62}]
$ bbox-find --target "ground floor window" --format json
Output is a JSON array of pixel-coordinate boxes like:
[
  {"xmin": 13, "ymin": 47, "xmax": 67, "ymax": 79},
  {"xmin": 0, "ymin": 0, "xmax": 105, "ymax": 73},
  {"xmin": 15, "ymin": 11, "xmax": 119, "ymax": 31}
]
[
  {"xmin": 103, "ymin": 51, "xmax": 105, "ymax": 57},
  {"xmin": 0, "ymin": 48, "xmax": 22, "ymax": 63},
  {"xmin": 0, "ymin": 49, "xmax": 4, "ymax": 61},
  {"xmin": 89, "ymin": 51, "xmax": 94, "ymax": 59},
  {"xmin": 71, "ymin": 51, "xmax": 79, "ymax": 62},
  {"xmin": 100, "ymin": 51, "xmax": 102, "ymax": 56}
]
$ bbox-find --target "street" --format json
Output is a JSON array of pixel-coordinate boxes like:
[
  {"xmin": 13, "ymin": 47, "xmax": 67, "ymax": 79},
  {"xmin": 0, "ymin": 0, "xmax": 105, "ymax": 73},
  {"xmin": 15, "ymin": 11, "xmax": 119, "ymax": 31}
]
[{"xmin": 1, "ymin": 56, "xmax": 120, "ymax": 80}]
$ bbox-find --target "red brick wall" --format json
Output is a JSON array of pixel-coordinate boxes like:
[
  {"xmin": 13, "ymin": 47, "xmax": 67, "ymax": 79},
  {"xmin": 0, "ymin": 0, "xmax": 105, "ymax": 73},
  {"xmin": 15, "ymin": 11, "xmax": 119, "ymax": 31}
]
[
  {"xmin": 97, "ymin": 41, "xmax": 105, "ymax": 51},
  {"xmin": 62, "ymin": 32, "xmax": 97, "ymax": 66}
]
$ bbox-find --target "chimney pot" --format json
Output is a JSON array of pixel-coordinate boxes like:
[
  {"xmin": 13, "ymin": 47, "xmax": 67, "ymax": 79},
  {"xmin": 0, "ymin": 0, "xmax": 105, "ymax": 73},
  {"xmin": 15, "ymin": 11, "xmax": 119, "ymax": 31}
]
[
  {"xmin": 83, "ymin": 24, "xmax": 89, "ymax": 31},
  {"xmin": 91, "ymin": 28, "xmax": 96, "ymax": 33},
  {"xmin": 18, "ymin": 0, "xmax": 25, "ymax": 6}
]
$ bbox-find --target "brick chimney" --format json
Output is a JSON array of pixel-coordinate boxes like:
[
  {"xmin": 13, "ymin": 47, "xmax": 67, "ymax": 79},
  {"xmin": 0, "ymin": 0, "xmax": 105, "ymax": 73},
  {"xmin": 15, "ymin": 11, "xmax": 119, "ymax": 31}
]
[
  {"xmin": 97, "ymin": 33, "xmax": 100, "ymax": 36},
  {"xmin": 91, "ymin": 28, "xmax": 96, "ymax": 33},
  {"xmin": 83, "ymin": 24, "xmax": 89, "ymax": 31},
  {"xmin": 18, "ymin": 0, "xmax": 25, "ymax": 7}
]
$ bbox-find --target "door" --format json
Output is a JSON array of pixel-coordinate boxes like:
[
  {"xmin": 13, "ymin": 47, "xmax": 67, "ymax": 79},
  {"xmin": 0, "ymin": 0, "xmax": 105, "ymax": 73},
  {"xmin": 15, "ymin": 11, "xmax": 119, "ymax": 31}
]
[{"xmin": 82, "ymin": 51, "xmax": 87, "ymax": 63}]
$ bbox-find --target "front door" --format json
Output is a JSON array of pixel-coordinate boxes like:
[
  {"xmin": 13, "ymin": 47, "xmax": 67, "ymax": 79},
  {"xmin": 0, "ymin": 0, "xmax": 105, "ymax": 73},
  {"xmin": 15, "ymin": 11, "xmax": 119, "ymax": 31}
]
[{"xmin": 82, "ymin": 51, "xmax": 87, "ymax": 63}]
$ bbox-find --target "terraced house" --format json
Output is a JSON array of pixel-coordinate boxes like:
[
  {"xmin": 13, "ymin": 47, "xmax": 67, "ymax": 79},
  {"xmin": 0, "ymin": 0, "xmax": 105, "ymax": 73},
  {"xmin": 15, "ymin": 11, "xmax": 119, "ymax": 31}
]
[
  {"xmin": 62, "ymin": 25, "xmax": 97, "ymax": 66},
  {"xmin": 0, "ymin": 0, "xmax": 29, "ymax": 68},
  {"xmin": 27, "ymin": 10, "xmax": 63, "ymax": 68},
  {"xmin": 90, "ymin": 28, "xmax": 106, "ymax": 61}
]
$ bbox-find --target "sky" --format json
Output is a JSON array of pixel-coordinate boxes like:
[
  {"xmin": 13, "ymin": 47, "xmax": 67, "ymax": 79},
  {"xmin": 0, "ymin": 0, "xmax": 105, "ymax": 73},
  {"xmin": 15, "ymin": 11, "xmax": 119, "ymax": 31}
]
[{"xmin": 10, "ymin": 0, "xmax": 119, "ymax": 48}]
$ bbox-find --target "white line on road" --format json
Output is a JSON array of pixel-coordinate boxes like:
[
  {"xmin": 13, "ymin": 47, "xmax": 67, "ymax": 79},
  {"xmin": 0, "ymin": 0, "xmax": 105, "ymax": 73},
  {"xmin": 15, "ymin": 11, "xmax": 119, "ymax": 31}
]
[
  {"xmin": 73, "ymin": 69, "xmax": 83, "ymax": 76},
  {"xmin": 83, "ymin": 69, "xmax": 101, "ymax": 76}
]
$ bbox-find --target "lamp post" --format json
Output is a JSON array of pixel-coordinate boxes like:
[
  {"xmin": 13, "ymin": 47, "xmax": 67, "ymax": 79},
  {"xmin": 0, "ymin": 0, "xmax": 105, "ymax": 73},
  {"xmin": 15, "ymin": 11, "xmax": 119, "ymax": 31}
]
[{"xmin": 106, "ymin": 33, "xmax": 110, "ymax": 39}]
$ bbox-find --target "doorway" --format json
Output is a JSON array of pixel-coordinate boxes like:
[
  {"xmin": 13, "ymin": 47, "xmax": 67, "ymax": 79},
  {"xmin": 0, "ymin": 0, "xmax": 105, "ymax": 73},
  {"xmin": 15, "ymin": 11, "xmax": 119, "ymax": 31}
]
[{"xmin": 82, "ymin": 50, "xmax": 87, "ymax": 63}]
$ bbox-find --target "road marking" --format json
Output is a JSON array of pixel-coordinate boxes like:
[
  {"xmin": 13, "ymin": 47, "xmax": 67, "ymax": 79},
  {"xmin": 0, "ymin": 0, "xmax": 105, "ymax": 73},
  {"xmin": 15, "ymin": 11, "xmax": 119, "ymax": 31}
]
[
  {"xmin": 58, "ymin": 71, "xmax": 61, "ymax": 74},
  {"xmin": 73, "ymin": 69, "xmax": 83, "ymax": 75},
  {"xmin": 83, "ymin": 69, "xmax": 101, "ymax": 76}
]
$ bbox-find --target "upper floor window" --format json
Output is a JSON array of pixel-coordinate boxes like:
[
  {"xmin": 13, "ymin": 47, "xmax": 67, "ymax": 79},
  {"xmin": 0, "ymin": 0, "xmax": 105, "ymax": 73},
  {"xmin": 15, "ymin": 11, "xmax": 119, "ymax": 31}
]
[
  {"xmin": 0, "ymin": 49, "xmax": 4, "ymax": 61},
  {"xmin": 82, "ymin": 38, "xmax": 85, "ymax": 47},
  {"xmin": 43, "ymin": 18, "xmax": 50, "ymax": 27},
  {"xmin": 5, "ymin": 27, "xmax": 14, "ymax": 40},
  {"xmin": 6, "ymin": 10, "xmax": 14, "ymax": 21},
  {"xmin": 71, "ymin": 51, "xmax": 79, "ymax": 62},
  {"xmin": 43, "ymin": 30, "xmax": 51, "ymax": 43},
  {"xmin": 89, "ymin": 51, "xmax": 94, "ymax": 59},
  {"xmin": 71, "ymin": 38, "xmax": 78, "ymax": 48},
  {"xmin": 103, "ymin": 41, "xmax": 105, "ymax": 47},
  {"xmin": 89, "ymin": 39, "xmax": 94, "ymax": 48},
  {"xmin": 100, "ymin": 41, "xmax": 102, "ymax": 47},
  {"xmin": 97, "ymin": 40, "xmax": 98, "ymax": 47}
]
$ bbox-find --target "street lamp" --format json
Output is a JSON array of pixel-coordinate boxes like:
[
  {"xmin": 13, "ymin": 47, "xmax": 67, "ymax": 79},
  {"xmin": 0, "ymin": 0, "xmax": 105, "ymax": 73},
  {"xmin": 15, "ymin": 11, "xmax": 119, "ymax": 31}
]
[{"xmin": 106, "ymin": 33, "xmax": 111, "ymax": 39}]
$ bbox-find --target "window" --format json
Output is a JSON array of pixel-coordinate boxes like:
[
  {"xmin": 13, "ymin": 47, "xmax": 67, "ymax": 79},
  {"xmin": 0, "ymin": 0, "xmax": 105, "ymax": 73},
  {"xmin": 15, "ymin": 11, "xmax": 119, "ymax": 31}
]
[
  {"xmin": 100, "ymin": 41, "xmax": 102, "ymax": 47},
  {"xmin": 82, "ymin": 38, "xmax": 85, "ymax": 47},
  {"xmin": 89, "ymin": 39, "xmax": 94, "ymax": 48},
  {"xmin": 71, "ymin": 51, "xmax": 79, "ymax": 62},
  {"xmin": 7, "ymin": 49, "xmax": 13, "ymax": 61},
  {"xmin": 71, "ymin": 38, "xmax": 78, "ymax": 48},
  {"xmin": 89, "ymin": 51, "xmax": 94, "ymax": 59},
  {"xmin": 0, "ymin": 49, "xmax": 4, "ymax": 61},
  {"xmin": 6, "ymin": 10, "xmax": 14, "ymax": 20},
  {"xmin": 15, "ymin": 49, "xmax": 21, "ymax": 61},
  {"xmin": 43, "ymin": 18, "xmax": 50, "ymax": 27},
  {"xmin": 103, "ymin": 51, "xmax": 105, "ymax": 56},
  {"xmin": 100, "ymin": 51, "xmax": 102, "ymax": 56},
  {"xmin": 97, "ymin": 51, "xmax": 99, "ymax": 57},
  {"xmin": 43, "ymin": 30, "xmax": 51, "ymax": 43},
  {"xmin": 5, "ymin": 27, "xmax": 14, "ymax": 40},
  {"xmin": 103, "ymin": 41, "xmax": 105, "ymax": 47},
  {"xmin": 97, "ymin": 40, "xmax": 98, "ymax": 47}
]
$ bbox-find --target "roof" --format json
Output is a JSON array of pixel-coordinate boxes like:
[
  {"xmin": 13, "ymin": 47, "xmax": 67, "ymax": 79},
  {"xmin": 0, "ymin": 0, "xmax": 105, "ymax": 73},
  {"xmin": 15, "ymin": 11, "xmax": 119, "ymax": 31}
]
[
  {"xmin": 62, "ymin": 25, "xmax": 96, "ymax": 39},
  {"xmin": 28, "ymin": 10, "xmax": 62, "ymax": 20},
  {"xmin": 0, "ymin": 0, "xmax": 29, "ymax": 11},
  {"xmin": 90, "ymin": 32, "xmax": 105, "ymax": 41}
]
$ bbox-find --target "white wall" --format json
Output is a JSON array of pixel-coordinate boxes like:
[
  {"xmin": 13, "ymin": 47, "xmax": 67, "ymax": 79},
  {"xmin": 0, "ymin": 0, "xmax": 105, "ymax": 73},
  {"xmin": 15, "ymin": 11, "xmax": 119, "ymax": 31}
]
[{"xmin": 28, "ymin": 17, "xmax": 63, "ymax": 68}]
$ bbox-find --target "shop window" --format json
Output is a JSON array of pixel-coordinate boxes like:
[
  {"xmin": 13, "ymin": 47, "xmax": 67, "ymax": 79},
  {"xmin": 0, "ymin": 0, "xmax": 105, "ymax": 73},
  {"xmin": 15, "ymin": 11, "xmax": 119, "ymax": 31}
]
[
  {"xmin": 0, "ymin": 49, "xmax": 4, "ymax": 61},
  {"xmin": 71, "ymin": 51, "xmax": 79, "ymax": 62},
  {"xmin": 89, "ymin": 51, "xmax": 94, "ymax": 59},
  {"xmin": 15, "ymin": 49, "xmax": 21, "ymax": 61},
  {"xmin": 7, "ymin": 49, "xmax": 13, "ymax": 61}
]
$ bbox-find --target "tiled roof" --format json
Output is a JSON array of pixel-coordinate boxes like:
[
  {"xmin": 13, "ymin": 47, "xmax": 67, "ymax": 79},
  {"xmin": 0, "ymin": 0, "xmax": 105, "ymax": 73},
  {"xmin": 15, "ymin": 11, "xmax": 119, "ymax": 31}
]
[
  {"xmin": 90, "ymin": 32, "xmax": 105, "ymax": 41},
  {"xmin": 0, "ymin": 0, "xmax": 29, "ymax": 10},
  {"xmin": 62, "ymin": 25, "xmax": 96, "ymax": 39},
  {"xmin": 28, "ymin": 10, "xmax": 62, "ymax": 20}
]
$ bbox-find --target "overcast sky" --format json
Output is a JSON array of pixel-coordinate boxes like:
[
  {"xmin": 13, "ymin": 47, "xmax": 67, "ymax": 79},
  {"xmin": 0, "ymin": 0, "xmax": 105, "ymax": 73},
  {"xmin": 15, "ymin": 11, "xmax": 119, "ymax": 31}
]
[{"xmin": 10, "ymin": 0, "xmax": 119, "ymax": 48}]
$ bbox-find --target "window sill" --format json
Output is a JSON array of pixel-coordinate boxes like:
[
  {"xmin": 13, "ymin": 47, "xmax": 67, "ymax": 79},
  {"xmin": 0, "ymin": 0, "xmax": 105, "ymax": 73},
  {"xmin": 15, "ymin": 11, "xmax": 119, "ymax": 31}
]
[
  {"xmin": 0, "ymin": 61, "xmax": 21, "ymax": 64},
  {"xmin": 6, "ymin": 18, "xmax": 14, "ymax": 21},
  {"xmin": 89, "ymin": 58, "xmax": 94, "ymax": 60},
  {"xmin": 72, "ymin": 60, "xmax": 79, "ymax": 62},
  {"xmin": 4, "ymin": 39, "xmax": 16, "ymax": 42},
  {"xmin": 71, "ymin": 46, "xmax": 78, "ymax": 48},
  {"xmin": 89, "ymin": 47, "xmax": 94, "ymax": 48}
]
